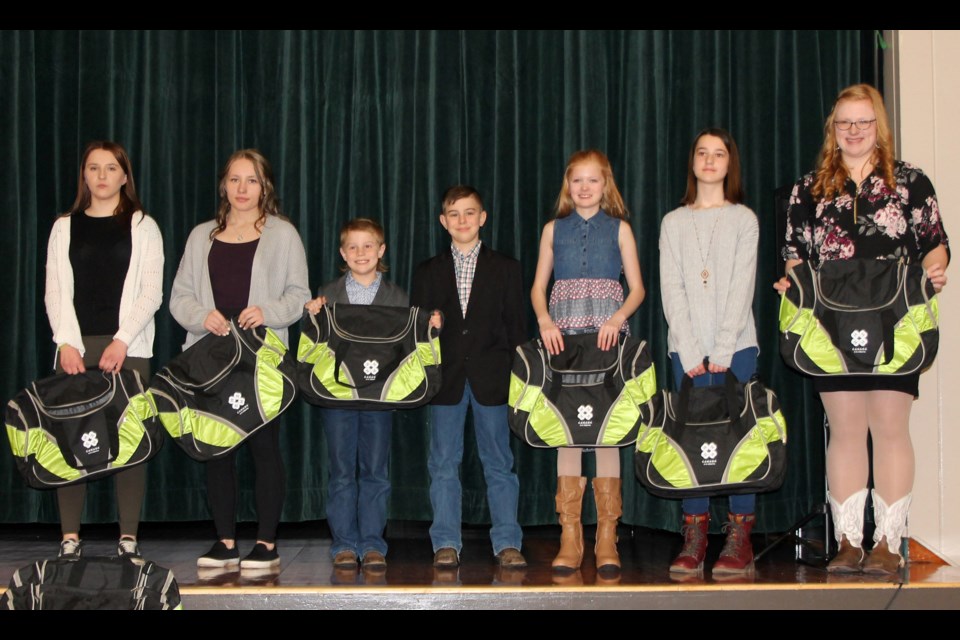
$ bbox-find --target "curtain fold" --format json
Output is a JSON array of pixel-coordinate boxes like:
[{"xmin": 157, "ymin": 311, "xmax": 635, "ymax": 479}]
[{"xmin": 0, "ymin": 30, "xmax": 871, "ymax": 532}]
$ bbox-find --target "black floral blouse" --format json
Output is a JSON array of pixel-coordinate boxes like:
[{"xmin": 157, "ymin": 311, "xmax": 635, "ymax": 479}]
[{"xmin": 783, "ymin": 161, "xmax": 949, "ymax": 266}]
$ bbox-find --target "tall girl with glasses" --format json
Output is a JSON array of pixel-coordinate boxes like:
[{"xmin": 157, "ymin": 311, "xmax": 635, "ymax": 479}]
[
  {"xmin": 659, "ymin": 128, "xmax": 760, "ymax": 575},
  {"xmin": 776, "ymin": 84, "xmax": 949, "ymax": 575}
]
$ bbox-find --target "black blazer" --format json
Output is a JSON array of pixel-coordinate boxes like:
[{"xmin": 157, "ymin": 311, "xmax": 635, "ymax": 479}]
[
  {"xmin": 411, "ymin": 243, "xmax": 527, "ymax": 405},
  {"xmin": 319, "ymin": 275, "xmax": 409, "ymax": 307}
]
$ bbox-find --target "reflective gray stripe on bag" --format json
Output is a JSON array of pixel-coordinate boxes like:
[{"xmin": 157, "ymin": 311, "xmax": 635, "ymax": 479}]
[
  {"xmin": 634, "ymin": 372, "xmax": 787, "ymax": 498},
  {"xmin": 5, "ymin": 370, "xmax": 161, "ymax": 489},
  {"xmin": 296, "ymin": 304, "xmax": 441, "ymax": 410},
  {"xmin": 150, "ymin": 319, "xmax": 297, "ymax": 462},
  {"xmin": 508, "ymin": 333, "xmax": 657, "ymax": 447}
]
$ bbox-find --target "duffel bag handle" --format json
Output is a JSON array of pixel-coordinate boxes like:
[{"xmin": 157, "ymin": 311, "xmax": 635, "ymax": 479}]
[{"xmin": 675, "ymin": 368, "xmax": 743, "ymax": 432}]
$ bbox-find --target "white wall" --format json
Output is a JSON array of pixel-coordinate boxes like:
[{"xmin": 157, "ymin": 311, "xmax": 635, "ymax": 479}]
[{"xmin": 889, "ymin": 30, "xmax": 960, "ymax": 565}]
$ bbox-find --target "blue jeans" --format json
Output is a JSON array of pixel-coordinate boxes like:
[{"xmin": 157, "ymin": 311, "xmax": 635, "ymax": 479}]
[
  {"xmin": 670, "ymin": 348, "xmax": 759, "ymax": 516},
  {"xmin": 321, "ymin": 408, "xmax": 392, "ymax": 557},
  {"xmin": 428, "ymin": 381, "xmax": 522, "ymax": 556}
]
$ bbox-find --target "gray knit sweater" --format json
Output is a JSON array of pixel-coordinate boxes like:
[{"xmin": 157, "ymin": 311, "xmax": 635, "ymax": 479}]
[
  {"xmin": 658, "ymin": 203, "xmax": 759, "ymax": 370},
  {"xmin": 169, "ymin": 215, "xmax": 311, "ymax": 350}
]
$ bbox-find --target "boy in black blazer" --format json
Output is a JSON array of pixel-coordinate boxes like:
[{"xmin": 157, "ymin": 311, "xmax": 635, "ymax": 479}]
[{"xmin": 411, "ymin": 185, "xmax": 527, "ymax": 569}]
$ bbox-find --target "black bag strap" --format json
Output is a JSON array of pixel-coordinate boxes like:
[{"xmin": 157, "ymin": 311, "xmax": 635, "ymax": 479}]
[
  {"xmin": 675, "ymin": 369, "xmax": 743, "ymax": 432},
  {"xmin": 880, "ymin": 307, "xmax": 897, "ymax": 365}
]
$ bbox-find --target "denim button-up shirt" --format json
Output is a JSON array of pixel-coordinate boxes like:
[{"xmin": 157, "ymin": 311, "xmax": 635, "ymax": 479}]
[{"xmin": 552, "ymin": 211, "xmax": 622, "ymax": 280}]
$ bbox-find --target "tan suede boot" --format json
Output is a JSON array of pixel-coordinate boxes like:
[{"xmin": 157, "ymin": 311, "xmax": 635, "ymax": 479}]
[
  {"xmin": 592, "ymin": 477, "xmax": 622, "ymax": 571},
  {"xmin": 552, "ymin": 476, "xmax": 586, "ymax": 571}
]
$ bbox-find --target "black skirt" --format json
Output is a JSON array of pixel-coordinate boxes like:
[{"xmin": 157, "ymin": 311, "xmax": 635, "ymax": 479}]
[{"xmin": 813, "ymin": 372, "xmax": 920, "ymax": 398}]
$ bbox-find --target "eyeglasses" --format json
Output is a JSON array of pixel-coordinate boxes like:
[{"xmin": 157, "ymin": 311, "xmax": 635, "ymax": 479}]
[{"xmin": 834, "ymin": 119, "xmax": 877, "ymax": 131}]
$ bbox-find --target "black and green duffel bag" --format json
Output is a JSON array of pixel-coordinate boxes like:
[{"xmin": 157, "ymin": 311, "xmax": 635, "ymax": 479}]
[
  {"xmin": 1, "ymin": 556, "xmax": 182, "ymax": 610},
  {"xmin": 507, "ymin": 333, "xmax": 656, "ymax": 448},
  {"xmin": 150, "ymin": 320, "xmax": 297, "ymax": 461},
  {"xmin": 634, "ymin": 372, "xmax": 787, "ymax": 498},
  {"xmin": 5, "ymin": 370, "xmax": 161, "ymax": 489},
  {"xmin": 296, "ymin": 304, "xmax": 441, "ymax": 410},
  {"xmin": 779, "ymin": 259, "xmax": 938, "ymax": 376}
]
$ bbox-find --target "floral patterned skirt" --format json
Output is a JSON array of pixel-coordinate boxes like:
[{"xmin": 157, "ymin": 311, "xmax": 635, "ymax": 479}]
[{"xmin": 549, "ymin": 278, "xmax": 629, "ymax": 335}]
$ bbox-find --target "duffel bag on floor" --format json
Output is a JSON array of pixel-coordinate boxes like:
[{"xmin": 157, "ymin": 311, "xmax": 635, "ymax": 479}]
[
  {"xmin": 5, "ymin": 369, "xmax": 161, "ymax": 489},
  {"xmin": 296, "ymin": 304, "xmax": 441, "ymax": 410},
  {"xmin": 634, "ymin": 372, "xmax": 787, "ymax": 498},
  {"xmin": 150, "ymin": 320, "xmax": 297, "ymax": 461},
  {"xmin": 508, "ymin": 332, "xmax": 657, "ymax": 447},
  {"xmin": 779, "ymin": 259, "xmax": 938, "ymax": 376},
  {"xmin": 1, "ymin": 556, "xmax": 182, "ymax": 610}
]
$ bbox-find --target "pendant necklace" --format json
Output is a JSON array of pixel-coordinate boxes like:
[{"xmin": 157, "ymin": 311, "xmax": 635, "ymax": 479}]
[{"xmin": 692, "ymin": 210, "xmax": 721, "ymax": 288}]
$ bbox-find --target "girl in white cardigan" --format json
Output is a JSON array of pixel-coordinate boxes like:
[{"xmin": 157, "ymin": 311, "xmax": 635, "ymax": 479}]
[{"xmin": 44, "ymin": 140, "xmax": 164, "ymax": 564}]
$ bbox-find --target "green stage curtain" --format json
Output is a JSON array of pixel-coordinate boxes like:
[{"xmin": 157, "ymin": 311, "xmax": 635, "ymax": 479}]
[{"xmin": 0, "ymin": 30, "xmax": 872, "ymax": 532}]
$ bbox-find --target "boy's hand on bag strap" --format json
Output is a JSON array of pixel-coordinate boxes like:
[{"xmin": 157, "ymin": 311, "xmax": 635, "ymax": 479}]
[
  {"xmin": 305, "ymin": 296, "xmax": 327, "ymax": 315},
  {"xmin": 429, "ymin": 310, "xmax": 443, "ymax": 330}
]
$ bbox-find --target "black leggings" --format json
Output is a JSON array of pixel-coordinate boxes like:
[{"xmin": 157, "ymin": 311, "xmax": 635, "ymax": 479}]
[{"xmin": 205, "ymin": 420, "xmax": 285, "ymax": 543}]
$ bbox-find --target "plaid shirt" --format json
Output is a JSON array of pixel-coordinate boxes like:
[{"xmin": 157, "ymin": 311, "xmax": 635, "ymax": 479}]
[
  {"xmin": 344, "ymin": 271, "xmax": 382, "ymax": 305},
  {"xmin": 452, "ymin": 240, "xmax": 482, "ymax": 317}
]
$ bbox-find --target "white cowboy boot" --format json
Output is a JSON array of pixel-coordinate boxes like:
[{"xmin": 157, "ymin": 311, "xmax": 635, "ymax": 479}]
[
  {"xmin": 827, "ymin": 488, "xmax": 868, "ymax": 572},
  {"xmin": 863, "ymin": 491, "xmax": 911, "ymax": 575}
]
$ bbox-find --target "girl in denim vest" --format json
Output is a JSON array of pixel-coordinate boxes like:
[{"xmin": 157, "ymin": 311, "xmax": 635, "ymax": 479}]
[{"xmin": 531, "ymin": 149, "xmax": 645, "ymax": 573}]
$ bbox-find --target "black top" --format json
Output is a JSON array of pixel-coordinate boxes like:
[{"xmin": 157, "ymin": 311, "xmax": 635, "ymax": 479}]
[
  {"xmin": 208, "ymin": 238, "xmax": 259, "ymax": 318},
  {"xmin": 70, "ymin": 212, "xmax": 131, "ymax": 336}
]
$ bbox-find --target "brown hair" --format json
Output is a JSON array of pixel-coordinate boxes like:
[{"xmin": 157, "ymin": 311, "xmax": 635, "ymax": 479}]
[
  {"xmin": 339, "ymin": 218, "xmax": 388, "ymax": 273},
  {"xmin": 65, "ymin": 140, "xmax": 143, "ymax": 225},
  {"xmin": 812, "ymin": 83, "xmax": 896, "ymax": 200},
  {"xmin": 554, "ymin": 149, "xmax": 628, "ymax": 219},
  {"xmin": 440, "ymin": 184, "xmax": 485, "ymax": 212},
  {"xmin": 681, "ymin": 127, "xmax": 745, "ymax": 206},
  {"xmin": 210, "ymin": 149, "xmax": 286, "ymax": 240}
]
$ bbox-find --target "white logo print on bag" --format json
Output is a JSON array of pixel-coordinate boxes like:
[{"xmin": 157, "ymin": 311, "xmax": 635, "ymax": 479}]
[
  {"xmin": 850, "ymin": 329, "xmax": 869, "ymax": 353},
  {"xmin": 577, "ymin": 404, "xmax": 593, "ymax": 427},
  {"xmin": 363, "ymin": 359, "xmax": 379, "ymax": 380},
  {"xmin": 700, "ymin": 442, "xmax": 718, "ymax": 466},
  {"xmin": 81, "ymin": 431, "xmax": 100, "ymax": 455},
  {"xmin": 228, "ymin": 392, "xmax": 250, "ymax": 415}
]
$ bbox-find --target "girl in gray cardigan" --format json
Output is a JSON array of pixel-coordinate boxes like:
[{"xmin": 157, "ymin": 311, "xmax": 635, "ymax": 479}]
[
  {"xmin": 659, "ymin": 128, "xmax": 759, "ymax": 576},
  {"xmin": 170, "ymin": 149, "xmax": 310, "ymax": 571}
]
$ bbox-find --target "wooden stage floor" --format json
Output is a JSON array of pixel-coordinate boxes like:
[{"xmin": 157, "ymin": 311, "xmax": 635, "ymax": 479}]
[{"xmin": 2, "ymin": 520, "xmax": 958, "ymax": 610}]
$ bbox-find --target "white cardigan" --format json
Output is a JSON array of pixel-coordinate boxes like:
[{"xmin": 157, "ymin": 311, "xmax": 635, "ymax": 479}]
[{"xmin": 44, "ymin": 211, "xmax": 165, "ymax": 360}]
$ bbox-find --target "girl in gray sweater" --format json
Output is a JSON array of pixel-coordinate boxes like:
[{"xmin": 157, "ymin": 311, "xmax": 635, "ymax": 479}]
[{"xmin": 658, "ymin": 128, "xmax": 759, "ymax": 576}]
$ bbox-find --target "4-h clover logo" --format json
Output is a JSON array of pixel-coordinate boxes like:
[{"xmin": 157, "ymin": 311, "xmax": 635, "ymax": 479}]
[
  {"xmin": 363, "ymin": 360, "xmax": 379, "ymax": 376},
  {"xmin": 700, "ymin": 442, "xmax": 718, "ymax": 460},
  {"xmin": 81, "ymin": 431, "xmax": 98, "ymax": 449},
  {"xmin": 577, "ymin": 405, "xmax": 593, "ymax": 421},
  {"xmin": 851, "ymin": 329, "xmax": 869, "ymax": 347},
  {"xmin": 228, "ymin": 392, "xmax": 246, "ymax": 411}
]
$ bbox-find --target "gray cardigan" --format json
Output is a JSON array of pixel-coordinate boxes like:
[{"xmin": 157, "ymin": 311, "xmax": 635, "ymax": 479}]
[{"xmin": 170, "ymin": 215, "xmax": 311, "ymax": 349}]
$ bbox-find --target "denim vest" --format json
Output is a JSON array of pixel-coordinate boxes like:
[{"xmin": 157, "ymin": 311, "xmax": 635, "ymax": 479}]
[{"xmin": 552, "ymin": 211, "xmax": 622, "ymax": 280}]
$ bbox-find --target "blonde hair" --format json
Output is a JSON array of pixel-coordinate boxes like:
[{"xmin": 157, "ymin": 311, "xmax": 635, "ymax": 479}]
[
  {"xmin": 812, "ymin": 83, "xmax": 896, "ymax": 200},
  {"xmin": 554, "ymin": 149, "xmax": 629, "ymax": 220},
  {"xmin": 339, "ymin": 217, "xmax": 388, "ymax": 273}
]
